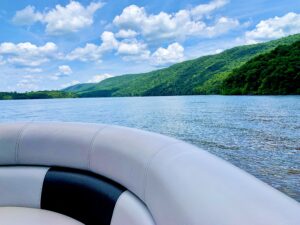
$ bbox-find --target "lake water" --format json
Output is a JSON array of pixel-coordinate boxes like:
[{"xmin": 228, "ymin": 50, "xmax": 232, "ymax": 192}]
[{"xmin": 0, "ymin": 95, "xmax": 299, "ymax": 201}]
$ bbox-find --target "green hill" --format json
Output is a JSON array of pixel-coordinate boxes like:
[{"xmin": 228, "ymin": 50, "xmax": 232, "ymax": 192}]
[
  {"xmin": 222, "ymin": 40, "xmax": 300, "ymax": 95},
  {"xmin": 1, "ymin": 34, "xmax": 299, "ymax": 100},
  {"xmin": 64, "ymin": 33, "xmax": 300, "ymax": 96}
]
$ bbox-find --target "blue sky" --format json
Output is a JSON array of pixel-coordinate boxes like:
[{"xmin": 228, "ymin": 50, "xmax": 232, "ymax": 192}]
[{"xmin": 0, "ymin": 0, "xmax": 299, "ymax": 92}]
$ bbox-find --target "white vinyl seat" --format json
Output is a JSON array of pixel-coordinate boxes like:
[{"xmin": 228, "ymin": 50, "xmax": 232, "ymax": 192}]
[
  {"xmin": 0, "ymin": 207, "xmax": 83, "ymax": 225},
  {"xmin": 0, "ymin": 122, "xmax": 299, "ymax": 225}
]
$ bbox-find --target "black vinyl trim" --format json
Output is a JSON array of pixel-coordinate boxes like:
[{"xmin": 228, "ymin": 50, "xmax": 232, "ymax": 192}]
[{"xmin": 41, "ymin": 167, "xmax": 125, "ymax": 225}]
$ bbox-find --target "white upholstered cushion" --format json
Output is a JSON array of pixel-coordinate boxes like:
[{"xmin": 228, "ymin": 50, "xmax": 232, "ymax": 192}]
[
  {"xmin": 0, "ymin": 167, "xmax": 48, "ymax": 208},
  {"xmin": 111, "ymin": 191, "xmax": 155, "ymax": 225},
  {"xmin": 0, "ymin": 207, "xmax": 83, "ymax": 225},
  {"xmin": 0, "ymin": 122, "xmax": 299, "ymax": 225}
]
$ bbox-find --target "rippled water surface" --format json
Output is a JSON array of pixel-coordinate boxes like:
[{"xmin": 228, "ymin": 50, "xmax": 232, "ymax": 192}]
[{"xmin": 0, "ymin": 96, "xmax": 299, "ymax": 201}]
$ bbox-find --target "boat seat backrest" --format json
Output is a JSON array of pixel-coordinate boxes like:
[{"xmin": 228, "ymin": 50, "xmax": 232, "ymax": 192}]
[{"xmin": 0, "ymin": 166, "xmax": 155, "ymax": 225}]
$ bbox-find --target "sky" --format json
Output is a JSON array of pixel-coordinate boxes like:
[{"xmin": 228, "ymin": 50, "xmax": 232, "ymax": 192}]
[{"xmin": 0, "ymin": 0, "xmax": 299, "ymax": 92}]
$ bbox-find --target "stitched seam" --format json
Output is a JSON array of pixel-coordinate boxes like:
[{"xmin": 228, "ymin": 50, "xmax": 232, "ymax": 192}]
[
  {"xmin": 142, "ymin": 140, "xmax": 181, "ymax": 201},
  {"xmin": 15, "ymin": 122, "xmax": 32, "ymax": 164},
  {"xmin": 88, "ymin": 125, "xmax": 109, "ymax": 169}
]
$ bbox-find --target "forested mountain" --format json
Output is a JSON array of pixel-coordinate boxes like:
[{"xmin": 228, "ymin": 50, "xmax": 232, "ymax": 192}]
[
  {"xmin": 1, "ymin": 34, "xmax": 299, "ymax": 100},
  {"xmin": 64, "ymin": 33, "xmax": 300, "ymax": 97},
  {"xmin": 222, "ymin": 40, "xmax": 300, "ymax": 95}
]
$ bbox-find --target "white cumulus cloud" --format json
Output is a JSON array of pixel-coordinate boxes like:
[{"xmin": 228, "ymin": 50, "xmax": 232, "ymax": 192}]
[
  {"xmin": 191, "ymin": 0, "xmax": 229, "ymax": 20},
  {"xmin": 51, "ymin": 65, "xmax": 73, "ymax": 80},
  {"xmin": 0, "ymin": 42, "xmax": 58, "ymax": 66},
  {"xmin": 117, "ymin": 39, "xmax": 150, "ymax": 61},
  {"xmin": 151, "ymin": 42, "xmax": 184, "ymax": 66},
  {"xmin": 205, "ymin": 17, "xmax": 240, "ymax": 37},
  {"xmin": 12, "ymin": 1, "xmax": 103, "ymax": 35},
  {"xmin": 12, "ymin": 5, "xmax": 43, "ymax": 25},
  {"xmin": 245, "ymin": 12, "xmax": 300, "ymax": 44},
  {"xmin": 66, "ymin": 31, "xmax": 185, "ymax": 65},
  {"xmin": 58, "ymin": 65, "xmax": 73, "ymax": 75},
  {"xmin": 113, "ymin": 1, "xmax": 238, "ymax": 41},
  {"xmin": 66, "ymin": 31, "xmax": 150, "ymax": 62},
  {"xmin": 100, "ymin": 31, "xmax": 119, "ymax": 51},
  {"xmin": 115, "ymin": 29, "xmax": 138, "ymax": 38},
  {"xmin": 66, "ymin": 43, "xmax": 102, "ymax": 62},
  {"xmin": 43, "ymin": 1, "xmax": 103, "ymax": 35},
  {"xmin": 66, "ymin": 31, "xmax": 118, "ymax": 62},
  {"xmin": 63, "ymin": 1, "xmax": 239, "ymax": 66}
]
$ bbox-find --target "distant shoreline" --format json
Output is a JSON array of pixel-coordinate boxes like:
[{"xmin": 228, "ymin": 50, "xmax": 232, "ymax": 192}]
[{"xmin": 1, "ymin": 92, "xmax": 299, "ymax": 101}]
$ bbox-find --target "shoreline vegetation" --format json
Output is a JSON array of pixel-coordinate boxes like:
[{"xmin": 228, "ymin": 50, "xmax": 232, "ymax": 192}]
[
  {"xmin": 0, "ymin": 91, "xmax": 76, "ymax": 100},
  {"xmin": 1, "ymin": 34, "xmax": 299, "ymax": 100}
]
